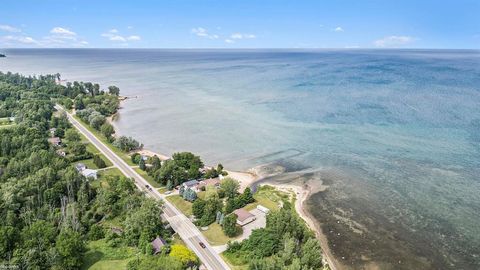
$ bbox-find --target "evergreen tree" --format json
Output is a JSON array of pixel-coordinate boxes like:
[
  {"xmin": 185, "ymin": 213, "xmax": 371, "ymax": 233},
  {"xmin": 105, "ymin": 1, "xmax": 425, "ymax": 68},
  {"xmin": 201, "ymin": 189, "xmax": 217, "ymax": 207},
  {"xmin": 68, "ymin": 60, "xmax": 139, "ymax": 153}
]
[{"xmin": 139, "ymin": 158, "xmax": 146, "ymax": 171}]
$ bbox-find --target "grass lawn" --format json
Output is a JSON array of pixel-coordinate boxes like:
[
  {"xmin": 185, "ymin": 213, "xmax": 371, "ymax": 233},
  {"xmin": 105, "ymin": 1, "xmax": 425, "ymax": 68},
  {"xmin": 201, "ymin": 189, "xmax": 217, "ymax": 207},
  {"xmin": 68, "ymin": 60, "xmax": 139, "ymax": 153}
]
[
  {"xmin": 245, "ymin": 185, "xmax": 289, "ymax": 212},
  {"xmin": 202, "ymin": 223, "xmax": 238, "ymax": 246},
  {"xmin": 78, "ymin": 158, "xmax": 98, "ymax": 169},
  {"xmin": 133, "ymin": 168, "xmax": 160, "ymax": 188},
  {"xmin": 73, "ymin": 115, "xmax": 135, "ymax": 166},
  {"xmin": 166, "ymin": 195, "xmax": 192, "ymax": 216},
  {"xmin": 221, "ymin": 252, "xmax": 248, "ymax": 270},
  {"xmin": 85, "ymin": 260, "xmax": 130, "ymax": 270},
  {"xmin": 0, "ymin": 124, "xmax": 14, "ymax": 129},
  {"xmin": 98, "ymin": 168, "xmax": 124, "ymax": 179},
  {"xmin": 81, "ymin": 239, "xmax": 137, "ymax": 270}
]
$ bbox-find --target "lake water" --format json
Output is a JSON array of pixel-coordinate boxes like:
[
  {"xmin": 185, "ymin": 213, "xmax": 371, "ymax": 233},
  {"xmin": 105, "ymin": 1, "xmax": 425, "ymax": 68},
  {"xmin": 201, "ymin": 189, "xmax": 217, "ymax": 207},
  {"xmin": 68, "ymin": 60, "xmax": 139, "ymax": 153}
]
[{"xmin": 1, "ymin": 49, "xmax": 479, "ymax": 269}]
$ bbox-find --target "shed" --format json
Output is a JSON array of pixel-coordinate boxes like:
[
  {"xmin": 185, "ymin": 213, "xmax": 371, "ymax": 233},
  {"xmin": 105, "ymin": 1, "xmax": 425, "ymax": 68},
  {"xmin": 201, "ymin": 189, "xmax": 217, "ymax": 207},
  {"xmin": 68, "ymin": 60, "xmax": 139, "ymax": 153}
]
[
  {"xmin": 256, "ymin": 205, "xmax": 270, "ymax": 214},
  {"xmin": 151, "ymin": 236, "xmax": 167, "ymax": 255}
]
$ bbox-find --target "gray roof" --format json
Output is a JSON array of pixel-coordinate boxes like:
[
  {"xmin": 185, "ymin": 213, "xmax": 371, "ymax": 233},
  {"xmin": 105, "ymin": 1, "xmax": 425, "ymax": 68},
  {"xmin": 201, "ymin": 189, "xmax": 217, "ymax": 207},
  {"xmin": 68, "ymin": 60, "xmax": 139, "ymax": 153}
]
[
  {"xmin": 183, "ymin": 179, "xmax": 199, "ymax": 187},
  {"xmin": 151, "ymin": 237, "xmax": 167, "ymax": 254},
  {"xmin": 75, "ymin": 163, "xmax": 86, "ymax": 170}
]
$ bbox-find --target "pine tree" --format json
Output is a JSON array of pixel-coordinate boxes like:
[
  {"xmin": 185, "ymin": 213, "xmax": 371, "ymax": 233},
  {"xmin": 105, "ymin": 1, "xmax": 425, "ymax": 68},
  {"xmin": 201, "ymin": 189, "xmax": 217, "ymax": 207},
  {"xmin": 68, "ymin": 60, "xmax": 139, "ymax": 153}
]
[
  {"xmin": 166, "ymin": 180, "xmax": 173, "ymax": 191},
  {"xmin": 139, "ymin": 158, "xmax": 146, "ymax": 171}
]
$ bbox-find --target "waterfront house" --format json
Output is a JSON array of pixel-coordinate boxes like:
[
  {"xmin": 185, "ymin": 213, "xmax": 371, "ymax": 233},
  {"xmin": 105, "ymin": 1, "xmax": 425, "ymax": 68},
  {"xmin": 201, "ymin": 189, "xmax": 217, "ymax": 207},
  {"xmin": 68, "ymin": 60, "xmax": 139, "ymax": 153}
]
[
  {"xmin": 181, "ymin": 179, "xmax": 199, "ymax": 189},
  {"xmin": 233, "ymin": 208, "xmax": 256, "ymax": 226},
  {"xmin": 151, "ymin": 236, "xmax": 167, "ymax": 255}
]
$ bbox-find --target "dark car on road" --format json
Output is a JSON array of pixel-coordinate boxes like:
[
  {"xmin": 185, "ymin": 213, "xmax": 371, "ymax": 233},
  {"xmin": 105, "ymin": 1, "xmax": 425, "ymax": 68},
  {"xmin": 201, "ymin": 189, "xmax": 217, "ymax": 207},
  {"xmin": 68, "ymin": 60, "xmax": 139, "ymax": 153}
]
[{"xmin": 199, "ymin": 242, "xmax": 206, "ymax": 248}]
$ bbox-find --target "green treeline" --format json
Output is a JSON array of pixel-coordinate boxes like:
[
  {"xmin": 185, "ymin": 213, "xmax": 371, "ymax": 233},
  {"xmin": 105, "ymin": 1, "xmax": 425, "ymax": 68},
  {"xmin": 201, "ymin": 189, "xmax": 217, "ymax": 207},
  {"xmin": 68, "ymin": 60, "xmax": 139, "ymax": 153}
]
[{"xmin": 0, "ymin": 72, "xmax": 198, "ymax": 270}]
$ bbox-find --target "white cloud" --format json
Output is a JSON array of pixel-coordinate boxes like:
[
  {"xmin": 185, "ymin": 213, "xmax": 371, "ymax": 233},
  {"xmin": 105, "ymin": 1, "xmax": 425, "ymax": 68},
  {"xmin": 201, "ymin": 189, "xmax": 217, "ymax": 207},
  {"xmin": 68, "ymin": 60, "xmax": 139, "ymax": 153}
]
[
  {"xmin": 2, "ymin": 35, "xmax": 38, "ymax": 44},
  {"xmin": 0, "ymin": 24, "xmax": 21, "ymax": 33},
  {"xmin": 127, "ymin": 26, "xmax": 133, "ymax": 30},
  {"xmin": 109, "ymin": 35, "xmax": 126, "ymax": 42},
  {"xmin": 191, "ymin": 27, "xmax": 219, "ymax": 39},
  {"xmin": 127, "ymin": 35, "xmax": 141, "ymax": 41},
  {"xmin": 101, "ymin": 29, "xmax": 141, "ymax": 43},
  {"xmin": 0, "ymin": 26, "xmax": 88, "ymax": 48},
  {"xmin": 230, "ymin": 33, "xmax": 256, "ymax": 39},
  {"xmin": 334, "ymin": 27, "xmax": 344, "ymax": 32},
  {"xmin": 374, "ymin": 35, "xmax": 414, "ymax": 48},
  {"xmin": 225, "ymin": 39, "xmax": 234, "ymax": 44},
  {"xmin": 50, "ymin": 27, "xmax": 76, "ymax": 36}
]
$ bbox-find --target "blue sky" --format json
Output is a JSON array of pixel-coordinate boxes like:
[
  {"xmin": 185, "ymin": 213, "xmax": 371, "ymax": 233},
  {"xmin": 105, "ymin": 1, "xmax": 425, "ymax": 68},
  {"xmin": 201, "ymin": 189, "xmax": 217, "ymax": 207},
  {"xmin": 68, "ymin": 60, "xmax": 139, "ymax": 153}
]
[{"xmin": 1, "ymin": 0, "xmax": 479, "ymax": 49}]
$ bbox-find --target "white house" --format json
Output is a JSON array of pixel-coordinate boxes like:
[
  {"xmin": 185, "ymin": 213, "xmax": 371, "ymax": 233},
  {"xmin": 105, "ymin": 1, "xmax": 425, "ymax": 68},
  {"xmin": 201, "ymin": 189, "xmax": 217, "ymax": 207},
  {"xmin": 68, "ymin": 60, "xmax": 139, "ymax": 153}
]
[{"xmin": 81, "ymin": 169, "xmax": 98, "ymax": 180}]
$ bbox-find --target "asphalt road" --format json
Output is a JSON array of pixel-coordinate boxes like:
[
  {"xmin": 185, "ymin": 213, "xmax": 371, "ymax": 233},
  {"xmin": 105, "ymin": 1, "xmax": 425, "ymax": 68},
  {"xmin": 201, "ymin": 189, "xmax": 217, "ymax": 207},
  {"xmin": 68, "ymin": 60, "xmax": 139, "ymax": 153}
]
[{"xmin": 56, "ymin": 105, "xmax": 230, "ymax": 270}]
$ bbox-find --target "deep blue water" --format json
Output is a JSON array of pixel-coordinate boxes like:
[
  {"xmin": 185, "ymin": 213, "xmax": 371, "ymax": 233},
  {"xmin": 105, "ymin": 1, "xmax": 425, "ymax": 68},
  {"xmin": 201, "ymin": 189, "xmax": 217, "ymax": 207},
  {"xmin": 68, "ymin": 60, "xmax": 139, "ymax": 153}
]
[{"xmin": 1, "ymin": 49, "xmax": 479, "ymax": 269}]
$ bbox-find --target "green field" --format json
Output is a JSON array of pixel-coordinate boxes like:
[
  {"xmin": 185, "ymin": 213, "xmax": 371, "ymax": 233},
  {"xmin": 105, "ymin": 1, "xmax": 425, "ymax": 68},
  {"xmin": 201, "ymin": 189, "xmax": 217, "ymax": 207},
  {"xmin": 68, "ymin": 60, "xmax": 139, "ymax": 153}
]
[
  {"xmin": 166, "ymin": 195, "xmax": 193, "ymax": 216},
  {"xmin": 99, "ymin": 168, "xmax": 124, "ymax": 178},
  {"xmin": 221, "ymin": 252, "xmax": 248, "ymax": 270},
  {"xmin": 244, "ymin": 185, "xmax": 289, "ymax": 211},
  {"xmin": 202, "ymin": 223, "xmax": 238, "ymax": 246},
  {"xmin": 81, "ymin": 239, "xmax": 137, "ymax": 270}
]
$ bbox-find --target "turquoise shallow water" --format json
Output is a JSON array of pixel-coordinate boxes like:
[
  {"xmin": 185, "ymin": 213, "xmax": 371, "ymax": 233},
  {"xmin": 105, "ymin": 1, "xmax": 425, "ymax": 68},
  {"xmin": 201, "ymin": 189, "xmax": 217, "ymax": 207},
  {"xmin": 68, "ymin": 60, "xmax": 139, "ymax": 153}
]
[{"xmin": 1, "ymin": 49, "xmax": 479, "ymax": 269}]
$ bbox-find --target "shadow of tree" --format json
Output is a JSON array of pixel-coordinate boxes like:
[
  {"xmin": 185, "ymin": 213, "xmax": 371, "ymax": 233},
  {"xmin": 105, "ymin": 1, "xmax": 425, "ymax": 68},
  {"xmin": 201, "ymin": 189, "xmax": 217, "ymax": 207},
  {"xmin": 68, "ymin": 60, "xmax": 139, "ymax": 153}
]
[{"xmin": 81, "ymin": 250, "xmax": 104, "ymax": 270}]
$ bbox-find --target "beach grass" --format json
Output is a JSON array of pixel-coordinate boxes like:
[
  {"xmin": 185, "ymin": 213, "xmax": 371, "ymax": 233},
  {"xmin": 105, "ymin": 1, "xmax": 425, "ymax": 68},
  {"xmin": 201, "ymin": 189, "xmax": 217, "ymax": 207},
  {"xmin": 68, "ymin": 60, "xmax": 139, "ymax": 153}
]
[
  {"xmin": 166, "ymin": 195, "xmax": 192, "ymax": 216},
  {"xmin": 202, "ymin": 223, "xmax": 238, "ymax": 246}
]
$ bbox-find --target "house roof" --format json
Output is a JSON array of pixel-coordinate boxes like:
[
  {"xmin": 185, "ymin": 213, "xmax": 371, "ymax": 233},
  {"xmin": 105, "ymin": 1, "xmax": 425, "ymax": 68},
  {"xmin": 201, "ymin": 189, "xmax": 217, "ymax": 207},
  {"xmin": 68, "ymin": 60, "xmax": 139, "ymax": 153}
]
[
  {"xmin": 183, "ymin": 179, "xmax": 199, "ymax": 187},
  {"xmin": 233, "ymin": 208, "xmax": 255, "ymax": 222},
  {"xmin": 151, "ymin": 237, "xmax": 167, "ymax": 253},
  {"xmin": 198, "ymin": 178, "xmax": 220, "ymax": 188},
  {"xmin": 81, "ymin": 169, "xmax": 97, "ymax": 177},
  {"xmin": 75, "ymin": 163, "xmax": 86, "ymax": 170},
  {"xmin": 48, "ymin": 137, "xmax": 61, "ymax": 144}
]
